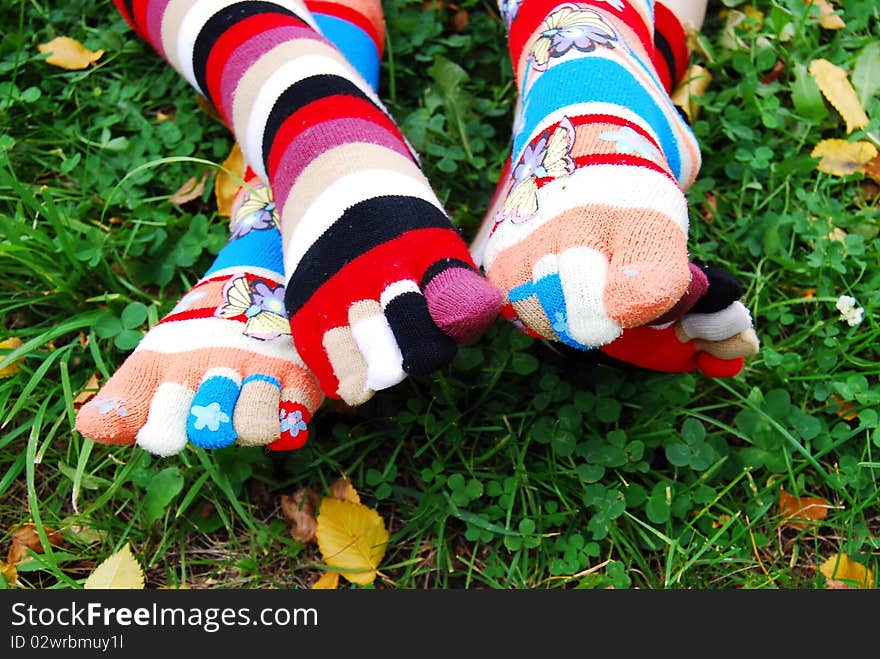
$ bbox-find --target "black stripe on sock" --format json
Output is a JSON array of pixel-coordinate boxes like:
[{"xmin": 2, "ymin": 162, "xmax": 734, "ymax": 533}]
[
  {"xmin": 262, "ymin": 75, "xmax": 378, "ymax": 170},
  {"xmin": 654, "ymin": 31, "xmax": 677, "ymax": 91},
  {"xmin": 383, "ymin": 292, "xmax": 458, "ymax": 375},
  {"xmin": 120, "ymin": 0, "xmax": 137, "ymax": 28},
  {"xmin": 420, "ymin": 258, "xmax": 475, "ymax": 288},
  {"xmin": 692, "ymin": 265, "xmax": 744, "ymax": 313},
  {"xmin": 284, "ymin": 196, "xmax": 454, "ymax": 315},
  {"xmin": 192, "ymin": 1, "xmax": 308, "ymax": 100}
]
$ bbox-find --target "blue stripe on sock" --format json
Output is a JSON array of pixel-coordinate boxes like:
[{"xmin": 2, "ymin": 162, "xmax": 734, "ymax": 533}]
[
  {"xmin": 515, "ymin": 57, "xmax": 683, "ymax": 180},
  {"xmin": 533, "ymin": 273, "xmax": 591, "ymax": 351},
  {"xmin": 313, "ymin": 14, "xmax": 380, "ymax": 91},
  {"xmin": 509, "ymin": 280, "xmax": 536, "ymax": 304},
  {"xmin": 188, "ymin": 375, "xmax": 240, "ymax": 448},
  {"xmin": 204, "ymin": 227, "xmax": 284, "ymax": 276},
  {"xmin": 242, "ymin": 374, "xmax": 281, "ymax": 389}
]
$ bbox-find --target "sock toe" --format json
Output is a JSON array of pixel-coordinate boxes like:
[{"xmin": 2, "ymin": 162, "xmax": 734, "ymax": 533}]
[
  {"xmin": 135, "ymin": 382, "xmax": 193, "ymax": 457},
  {"xmin": 381, "ymin": 283, "xmax": 457, "ymax": 376},
  {"xmin": 423, "ymin": 262, "xmax": 503, "ymax": 343}
]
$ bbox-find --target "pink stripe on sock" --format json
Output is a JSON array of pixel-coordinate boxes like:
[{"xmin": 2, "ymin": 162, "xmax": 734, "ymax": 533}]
[
  {"xmin": 145, "ymin": 0, "xmax": 173, "ymax": 59},
  {"xmin": 271, "ymin": 118, "xmax": 413, "ymax": 209},
  {"xmin": 219, "ymin": 25, "xmax": 328, "ymax": 119}
]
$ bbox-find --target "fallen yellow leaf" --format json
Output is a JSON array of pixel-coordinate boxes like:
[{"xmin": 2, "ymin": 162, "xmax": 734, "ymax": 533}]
[
  {"xmin": 819, "ymin": 552, "xmax": 874, "ymax": 588},
  {"xmin": 809, "ymin": 59, "xmax": 870, "ymax": 134},
  {"xmin": 0, "ymin": 337, "xmax": 23, "ymax": 378},
  {"xmin": 312, "ymin": 571, "xmax": 340, "ymax": 589},
  {"xmin": 215, "ymin": 143, "xmax": 245, "ymax": 218},
  {"xmin": 0, "ymin": 560, "xmax": 18, "ymax": 585},
  {"xmin": 806, "ymin": 0, "xmax": 846, "ymax": 30},
  {"xmin": 38, "ymin": 36, "xmax": 104, "ymax": 70},
  {"xmin": 315, "ymin": 498, "xmax": 388, "ymax": 586},
  {"xmin": 73, "ymin": 373, "xmax": 101, "ymax": 407},
  {"xmin": 168, "ymin": 171, "xmax": 208, "ymax": 206},
  {"xmin": 83, "ymin": 543, "xmax": 145, "ymax": 589},
  {"xmin": 329, "ymin": 476, "xmax": 361, "ymax": 505},
  {"xmin": 671, "ymin": 64, "xmax": 712, "ymax": 121},
  {"xmin": 811, "ymin": 139, "xmax": 878, "ymax": 176},
  {"xmin": 778, "ymin": 489, "xmax": 830, "ymax": 530}
]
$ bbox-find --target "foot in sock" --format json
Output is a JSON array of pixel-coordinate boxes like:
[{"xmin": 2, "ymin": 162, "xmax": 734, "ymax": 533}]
[
  {"xmin": 114, "ymin": 0, "xmax": 503, "ymax": 406},
  {"xmin": 480, "ymin": 0, "xmax": 702, "ymax": 349},
  {"xmin": 76, "ymin": 174, "xmax": 321, "ymax": 455},
  {"xmin": 600, "ymin": 264, "xmax": 761, "ymax": 377}
]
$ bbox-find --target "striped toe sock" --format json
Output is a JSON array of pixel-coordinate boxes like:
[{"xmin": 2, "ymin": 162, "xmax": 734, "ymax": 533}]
[
  {"xmin": 481, "ymin": 0, "xmax": 702, "ymax": 350},
  {"xmin": 77, "ymin": 0, "xmax": 393, "ymax": 454},
  {"xmin": 112, "ymin": 0, "xmax": 502, "ymax": 405}
]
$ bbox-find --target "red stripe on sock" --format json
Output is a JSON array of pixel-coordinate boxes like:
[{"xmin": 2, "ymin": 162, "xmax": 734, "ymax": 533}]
[
  {"xmin": 308, "ymin": 1, "xmax": 384, "ymax": 56},
  {"xmin": 507, "ymin": 0, "xmax": 653, "ymax": 74},
  {"xmin": 114, "ymin": 0, "xmax": 147, "ymax": 40},
  {"xmin": 266, "ymin": 93, "xmax": 405, "ymax": 181},
  {"xmin": 289, "ymin": 227, "xmax": 476, "ymax": 397},
  {"xmin": 205, "ymin": 12, "xmax": 307, "ymax": 125},
  {"xmin": 654, "ymin": 1, "xmax": 690, "ymax": 89}
]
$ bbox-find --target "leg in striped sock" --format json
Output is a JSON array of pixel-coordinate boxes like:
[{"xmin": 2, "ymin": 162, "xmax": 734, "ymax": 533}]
[
  {"xmin": 482, "ymin": 0, "xmax": 702, "ymax": 350},
  {"xmin": 76, "ymin": 174, "xmax": 321, "ymax": 455},
  {"xmin": 473, "ymin": 0, "xmax": 759, "ymax": 374},
  {"xmin": 76, "ymin": 0, "xmax": 388, "ymax": 454},
  {"xmin": 116, "ymin": 0, "xmax": 503, "ymax": 406}
]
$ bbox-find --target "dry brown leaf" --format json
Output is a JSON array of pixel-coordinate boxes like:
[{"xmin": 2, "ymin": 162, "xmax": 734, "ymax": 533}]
[
  {"xmin": 7, "ymin": 522, "xmax": 64, "ymax": 565},
  {"xmin": 312, "ymin": 571, "xmax": 340, "ymax": 589},
  {"xmin": 830, "ymin": 393, "xmax": 859, "ymax": 420},
  {"xmin": 778, "ymin": 489, "xmax": 830, "ymax": 530},
  {"xmin": 73, "ymin": 373, "xmax": 101, "ymax": 407},
  {"xmin": 863, "ymin": 153, "xmax": 880, "ymax": 185},
  {"xmin": 760, "ymin": 60, "xmax": 785, "ymax": 85},
  {"xmin": 671, "ymin": 64, "xmax": 712, "ymax": 121},
  {"xmin": 168, "ymin": 171, "xmax": 208, "ymax": 206},
  {"xmin": 315, "ymin": 497, "xmax": 389, "ymax": 586},
  {"xmin": 214, "ymin": 143, "xmax": 245, "ymax": 218},
  {"xmin": 156, "ymin": 110, "xmax": 174, "ymax": 122},
  {"xmin": 808, "ymin": 59, "xmax": 870, "ymax": 134},
  {"xmin": 819, "ymin": 553, "xmax": 874, "ymax": 588},
  {"xmin": 811, "ymin": 139, "xmax": 878, "ymax": 176},
  {"xmin": 451, "ymin": 9, "xmax": 469, "ymax": 32},
  {"xmin": 0, "ymin": 337, "xmax": 23, "ymax": 378},
  {"xmin": 806, "ymin": 0, "xmax": 846, "ymax": 29},
  {"xmin": 329, "ymin": 477, "xmax": 361, "ymax": 504},
  {"xmin": 281, "ymin": 490, "xmax": 319, "ymax": 544},
  {"xmin": 38, "ymin": 36, "xmax": 104, "ymax": 70}
]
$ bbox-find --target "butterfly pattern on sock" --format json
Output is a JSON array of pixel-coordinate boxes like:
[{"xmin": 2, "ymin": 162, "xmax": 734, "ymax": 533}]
[
  {"xmin": 529, "ymin": 4, "xmax": 618, "ymax": 71},
  {"xmin": 499, "ymin": 116, "xmax": 576, "ymax": 224}
]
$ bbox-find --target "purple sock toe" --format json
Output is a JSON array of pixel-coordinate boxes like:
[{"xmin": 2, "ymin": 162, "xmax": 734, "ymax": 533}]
[
  {"xmin": 423, "ymin": 267, "xmax": 503, "ymax": 343},
  {"xmin": 651, "ymin": 262, "xmax": 709, "ymax": 326}
]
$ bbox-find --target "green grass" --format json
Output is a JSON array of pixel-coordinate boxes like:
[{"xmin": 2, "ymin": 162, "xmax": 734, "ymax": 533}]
[{"xmin": 1, "ymin": 0, "xmax": 878, "ymax": 590}]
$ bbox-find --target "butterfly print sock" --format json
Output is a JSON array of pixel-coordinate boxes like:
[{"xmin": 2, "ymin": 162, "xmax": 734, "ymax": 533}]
[
  {"xmin": 112, "ymin": 0, "xmax": 503, "ymax": 406},
  {"xmin": 480, "ymin": 0, "xmax": 702, "ymax": 350},
  {"xmin": 76, "ymin": 175, "xmax": 321, "ymax": 455}
]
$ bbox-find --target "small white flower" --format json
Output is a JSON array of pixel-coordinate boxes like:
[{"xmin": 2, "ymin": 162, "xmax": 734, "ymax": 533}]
[{"xmin": 835, "ymin": 295, "xmax": 864, "ymax": 327}]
